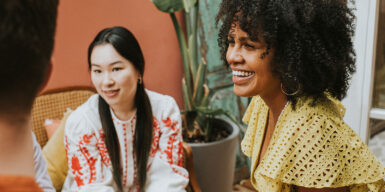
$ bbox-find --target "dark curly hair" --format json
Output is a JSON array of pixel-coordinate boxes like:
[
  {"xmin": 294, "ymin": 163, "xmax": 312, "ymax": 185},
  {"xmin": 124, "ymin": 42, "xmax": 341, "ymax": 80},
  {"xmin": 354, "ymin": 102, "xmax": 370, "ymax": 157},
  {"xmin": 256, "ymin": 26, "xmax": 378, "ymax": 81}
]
[{"xmin": 217, "ymin": 0, "xmax": 356, "ymax": 104}]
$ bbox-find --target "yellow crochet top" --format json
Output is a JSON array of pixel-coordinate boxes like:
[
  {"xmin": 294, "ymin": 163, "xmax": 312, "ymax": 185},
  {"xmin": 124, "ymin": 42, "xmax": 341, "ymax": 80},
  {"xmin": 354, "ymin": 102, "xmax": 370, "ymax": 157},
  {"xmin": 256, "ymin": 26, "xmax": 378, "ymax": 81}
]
[{"xmin": 241, "ymin": 95, "xmax": 385, "ymax": 192}]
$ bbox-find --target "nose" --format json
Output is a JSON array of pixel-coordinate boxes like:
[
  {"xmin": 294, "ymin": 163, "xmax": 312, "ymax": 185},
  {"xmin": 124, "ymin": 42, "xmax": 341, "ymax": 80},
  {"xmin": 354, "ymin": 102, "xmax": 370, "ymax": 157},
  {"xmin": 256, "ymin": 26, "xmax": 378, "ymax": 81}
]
[
  {"xmin": 102, "ymin": 72, "xmax": 114, "ymax": 87},
  {"xmin": 226, "ymin": 46, "xmax": 243, "ymax": 66}
]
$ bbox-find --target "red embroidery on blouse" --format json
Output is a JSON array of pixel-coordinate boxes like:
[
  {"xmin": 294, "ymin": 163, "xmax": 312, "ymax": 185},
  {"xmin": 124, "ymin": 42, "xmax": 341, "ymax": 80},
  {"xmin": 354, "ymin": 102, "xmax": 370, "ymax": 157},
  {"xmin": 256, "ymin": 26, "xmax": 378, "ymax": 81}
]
[
  {"xmin": 161, "ymin": 117, "xmax": 186, "ymax": 177},
  {"xmin": 150, "ymin": 117, "xmax": 161, "ymax": 157},
  {"xmin": 78, "ymin": 133, "xmax": 97, "ymax": 184},
  {"xmin": 171, "ymin": 167, "xmax": 189, "ymax": 178},
  {"xmin": 71, "ymin": 155, "xmax": 83, "ymax": 176},
  {"xmin": 162, "ymin": 117, "xmax": 179, "ymax": 132},
  {"xmin": 162, "ymin": 117, "xmax": 182, "ymax": 165},
  {"xmin": 74, "ymin": 175, "xmax": 84, "ymax": 187},
  {"xmin": 176, "ymin": 140, "xmax": 183, "ymax": 167},
  {"xmin": 83, "ymin": 134, "xmax": 93, "ymax": 144},
  {"xmin": 165, "ymin": 135, "xmax": 176, "ymax": 165},
  {"xmin": 123, "ymin": 121, "xmax": 129, "ymax": 186},
  {"xmin": 96, "ymin": 130, "xmax": 111, "ymax": 166}
]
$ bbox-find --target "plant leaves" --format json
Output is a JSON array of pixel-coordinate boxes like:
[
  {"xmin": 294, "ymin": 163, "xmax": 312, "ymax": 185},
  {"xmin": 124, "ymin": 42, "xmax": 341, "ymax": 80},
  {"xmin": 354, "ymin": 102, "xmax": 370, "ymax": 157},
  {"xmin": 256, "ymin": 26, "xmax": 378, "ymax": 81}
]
[
  {"xmin": 195, "ymin": 107, "xmax": 245, "ymax": 132},
  {"xmin": 195, "ymin": 107, "xmax": 226, "ymax": 116},
  {"xmin": 151, "ymin": 0, "xmax": 184, "ymax": 13},
  {"xmin": 192, "ymin": 59, "xmax": 207, "ymax": 106},
  {"xmin": 182, "ymin": 78, "xmax": 193, "ymax": 110}
]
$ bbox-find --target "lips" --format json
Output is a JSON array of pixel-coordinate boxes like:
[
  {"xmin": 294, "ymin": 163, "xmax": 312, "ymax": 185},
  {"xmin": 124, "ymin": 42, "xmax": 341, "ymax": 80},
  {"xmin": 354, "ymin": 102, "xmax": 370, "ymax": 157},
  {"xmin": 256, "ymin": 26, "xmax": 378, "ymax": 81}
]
[
  {"xmin": 103, "ymin": 89, "xmax": 119, "ymax": 98},
  {"xmin": 232, "ymin": 70, "xmax": 255, "ymax": 84}
]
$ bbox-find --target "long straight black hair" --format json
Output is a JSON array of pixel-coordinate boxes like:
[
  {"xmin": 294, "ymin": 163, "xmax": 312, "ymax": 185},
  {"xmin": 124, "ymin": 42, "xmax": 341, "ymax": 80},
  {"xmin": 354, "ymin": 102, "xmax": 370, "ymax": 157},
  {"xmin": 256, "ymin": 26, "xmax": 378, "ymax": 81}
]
[{"xmin": 88, "ymin": 26, "xmax": 153, "ymax": 191}]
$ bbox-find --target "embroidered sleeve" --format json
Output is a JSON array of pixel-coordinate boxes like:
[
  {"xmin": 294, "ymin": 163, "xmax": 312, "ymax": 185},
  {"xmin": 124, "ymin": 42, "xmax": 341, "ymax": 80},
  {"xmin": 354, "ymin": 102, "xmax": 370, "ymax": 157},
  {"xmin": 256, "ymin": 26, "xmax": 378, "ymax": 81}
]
[
  {"xmin": 145, "ymin": 96, "xmax": 189, "ymax": 192},
  {"xmin": 63, "ymin": 112, "xmax": 114, "ymax": 192}
]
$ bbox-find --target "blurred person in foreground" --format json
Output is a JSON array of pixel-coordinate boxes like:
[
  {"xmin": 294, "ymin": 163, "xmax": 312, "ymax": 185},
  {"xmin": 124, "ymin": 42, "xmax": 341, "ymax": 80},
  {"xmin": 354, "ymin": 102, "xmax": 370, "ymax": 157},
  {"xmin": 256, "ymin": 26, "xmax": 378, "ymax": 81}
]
[
  {"xmin": 216, "ymin": 0, "xmax": 385, "ymax": 191},
  {"xmin": 0, "ymin": 0, "xmax": 58, "ymax": 191}
]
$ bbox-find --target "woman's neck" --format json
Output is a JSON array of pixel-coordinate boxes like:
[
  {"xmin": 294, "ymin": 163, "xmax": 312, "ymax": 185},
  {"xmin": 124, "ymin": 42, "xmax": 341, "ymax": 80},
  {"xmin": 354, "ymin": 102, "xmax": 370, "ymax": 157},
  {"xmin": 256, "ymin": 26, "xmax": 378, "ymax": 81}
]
[
  {"xmin": 260, "ymin": 91, "xmax": 287, "ymax": 125},
  {"xmin": 0, "ymin": 115, "xmax": 35, "ymax": 177},
  {"xmin": 110, "ymin": 102, "xmax": 136, "ymax": 121}
]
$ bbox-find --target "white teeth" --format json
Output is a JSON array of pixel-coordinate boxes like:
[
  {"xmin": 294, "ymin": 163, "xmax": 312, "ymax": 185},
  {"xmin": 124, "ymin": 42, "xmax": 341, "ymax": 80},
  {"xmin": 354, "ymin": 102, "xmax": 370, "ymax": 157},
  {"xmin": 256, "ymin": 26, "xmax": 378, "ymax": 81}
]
[{"xmin": 232, "ymin": 70, "xmax": 254, "ymax": 77}]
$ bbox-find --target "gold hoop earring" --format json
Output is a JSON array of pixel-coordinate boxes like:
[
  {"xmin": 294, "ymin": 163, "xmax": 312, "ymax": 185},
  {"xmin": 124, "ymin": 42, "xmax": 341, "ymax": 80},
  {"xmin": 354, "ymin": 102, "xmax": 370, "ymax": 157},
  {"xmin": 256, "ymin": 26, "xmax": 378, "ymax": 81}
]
[{"xmin": 281, "ymin": 83, "xmax": 300, "ymax": 96}]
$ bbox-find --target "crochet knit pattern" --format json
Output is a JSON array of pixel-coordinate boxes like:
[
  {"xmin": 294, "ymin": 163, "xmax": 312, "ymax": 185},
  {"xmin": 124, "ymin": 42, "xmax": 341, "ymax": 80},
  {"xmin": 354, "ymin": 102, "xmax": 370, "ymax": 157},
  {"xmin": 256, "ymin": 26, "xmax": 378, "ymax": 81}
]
[{"xmin": 241, "ymin": 95, "xmax": 385, "ymax": 192}]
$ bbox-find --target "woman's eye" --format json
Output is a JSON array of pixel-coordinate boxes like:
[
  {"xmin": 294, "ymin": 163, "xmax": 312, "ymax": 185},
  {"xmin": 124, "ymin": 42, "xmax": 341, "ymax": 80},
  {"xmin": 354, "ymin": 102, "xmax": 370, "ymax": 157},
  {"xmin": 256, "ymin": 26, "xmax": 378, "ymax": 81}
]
[
  {"xmin": 244, "ymin": 43, "xmax": 255, "ymax": 49},
  {"xmin": 112, "ymin": 67, "xmax": 122, "ymax": 72},
  {"xmin": 93, "ymin": 69, "xmax": 102, "ymax": 74}
]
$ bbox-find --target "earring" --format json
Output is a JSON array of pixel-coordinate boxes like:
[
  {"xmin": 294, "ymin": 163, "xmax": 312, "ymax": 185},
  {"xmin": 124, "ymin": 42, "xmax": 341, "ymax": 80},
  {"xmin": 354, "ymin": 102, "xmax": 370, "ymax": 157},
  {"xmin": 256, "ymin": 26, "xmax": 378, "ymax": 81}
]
[
  {"xmin": 281, "ymin": 83, "xmax": 300, "ymax": 96},
  {"xmin": 138, "ymin": 77, "xmax": 142, "ymax": 84}
]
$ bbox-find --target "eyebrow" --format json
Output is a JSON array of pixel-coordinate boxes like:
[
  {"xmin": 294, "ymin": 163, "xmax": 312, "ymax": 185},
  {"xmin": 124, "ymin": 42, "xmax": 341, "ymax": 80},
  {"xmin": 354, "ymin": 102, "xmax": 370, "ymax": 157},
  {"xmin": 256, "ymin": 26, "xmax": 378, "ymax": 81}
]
[
  {"xmin": 91, "ymin": 61, "xmax": 122, "ymax": 67},
  {"xmin": 239, "ymin": 36, "xmax": 250, "ymax": 42},
  {"xmin": 228, "ymin": 33, "xmax": 259, "ymax": 42}
]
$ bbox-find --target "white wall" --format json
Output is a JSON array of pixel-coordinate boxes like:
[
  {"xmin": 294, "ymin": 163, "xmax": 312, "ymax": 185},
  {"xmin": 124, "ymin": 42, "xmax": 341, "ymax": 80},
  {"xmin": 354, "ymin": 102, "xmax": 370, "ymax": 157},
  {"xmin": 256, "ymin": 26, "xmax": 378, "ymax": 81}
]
[{"xmin": 342, "ymin": 0, "xmax": 378, "ymax": 142}]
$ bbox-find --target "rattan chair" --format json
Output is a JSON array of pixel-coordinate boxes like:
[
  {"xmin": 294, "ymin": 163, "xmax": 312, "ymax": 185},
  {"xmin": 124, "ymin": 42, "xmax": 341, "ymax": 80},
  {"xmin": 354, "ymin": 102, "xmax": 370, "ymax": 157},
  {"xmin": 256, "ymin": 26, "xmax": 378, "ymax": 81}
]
[
  {"xmin": 31, "ymin": 86, "xmax": 96, "ymax": 147},
  {"xmin": 31, "ymin": 86, "xmax": 201, "ymax": 192}
]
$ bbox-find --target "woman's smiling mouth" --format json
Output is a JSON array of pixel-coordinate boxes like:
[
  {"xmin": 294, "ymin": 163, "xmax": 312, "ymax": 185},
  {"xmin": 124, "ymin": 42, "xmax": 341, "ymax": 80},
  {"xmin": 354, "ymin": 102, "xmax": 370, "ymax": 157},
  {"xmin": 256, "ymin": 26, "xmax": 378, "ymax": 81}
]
[
  {"xmin": 232, "ymin": 70, "xmax": 255, "ymax": 84},
  {"xmin": 103, "ymin": 89, "xmax": 119, "ymax": 98}
]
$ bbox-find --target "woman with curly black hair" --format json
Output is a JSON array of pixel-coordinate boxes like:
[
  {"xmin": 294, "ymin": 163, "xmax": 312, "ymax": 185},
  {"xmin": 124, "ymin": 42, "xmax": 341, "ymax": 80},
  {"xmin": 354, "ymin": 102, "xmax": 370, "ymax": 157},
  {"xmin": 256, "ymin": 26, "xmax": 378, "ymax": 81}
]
[{"xmin": 217, "ymin": 0, "xmax": 385, "ymax": 191}]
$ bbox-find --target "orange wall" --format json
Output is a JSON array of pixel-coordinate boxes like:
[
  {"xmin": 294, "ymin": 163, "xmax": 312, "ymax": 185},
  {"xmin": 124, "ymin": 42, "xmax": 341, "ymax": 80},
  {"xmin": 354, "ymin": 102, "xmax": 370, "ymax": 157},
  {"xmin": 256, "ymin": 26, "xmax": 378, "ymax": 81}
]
[{"xmin": 45, "ymin": 0, "xmax": 184, "ymax": 107}]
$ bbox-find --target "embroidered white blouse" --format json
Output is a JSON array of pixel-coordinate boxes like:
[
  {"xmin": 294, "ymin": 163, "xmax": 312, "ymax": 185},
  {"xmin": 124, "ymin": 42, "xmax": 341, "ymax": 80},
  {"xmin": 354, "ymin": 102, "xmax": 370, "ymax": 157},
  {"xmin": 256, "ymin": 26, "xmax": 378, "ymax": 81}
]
[{"xmin": 62, "ymin": 90, "xmax": 189, "ymax": 192}]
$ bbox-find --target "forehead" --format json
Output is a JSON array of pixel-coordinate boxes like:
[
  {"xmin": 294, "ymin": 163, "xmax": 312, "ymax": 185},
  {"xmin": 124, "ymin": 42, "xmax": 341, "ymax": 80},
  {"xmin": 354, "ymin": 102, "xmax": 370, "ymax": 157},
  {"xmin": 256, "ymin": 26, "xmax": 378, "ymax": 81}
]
[
  {"xmin": 229, "ymin": 25, "xmax": 249, "ymax": 37},
  {"xmin": 90, "ymin": 44, "xmax": 125, "ymax": 65},
  {"xmin": 228, "ymin": 22, "xmax": 264, "ymax": 43}
]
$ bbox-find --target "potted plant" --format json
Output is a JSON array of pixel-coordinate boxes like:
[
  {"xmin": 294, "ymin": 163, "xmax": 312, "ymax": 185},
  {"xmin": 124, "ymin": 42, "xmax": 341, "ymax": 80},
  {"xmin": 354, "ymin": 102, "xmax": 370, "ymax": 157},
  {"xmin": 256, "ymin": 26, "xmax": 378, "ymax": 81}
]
[{"xmin": 151, "ymin": 0, "xmax": 242, "ymax": 191}]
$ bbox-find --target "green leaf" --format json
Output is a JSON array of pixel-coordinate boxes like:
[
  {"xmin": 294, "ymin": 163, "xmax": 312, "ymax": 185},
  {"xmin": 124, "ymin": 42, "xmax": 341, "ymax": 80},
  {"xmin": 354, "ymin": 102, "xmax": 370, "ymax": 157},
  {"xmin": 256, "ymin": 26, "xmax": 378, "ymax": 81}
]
[
  {"xmin": 192, "ymin": 60, "xmax": 207, "ymax": 106},
  {"xmin": 183, "ymin": 0, "xmax": 198, "ymax": 13},
  {"xmin": 170, "ymin": 13, "xmax": 193, "ymax": 96},
  {"xmin": 182, "ymin": 78, "xmax": 193, "ymax": 111},
  {"xmin": 151, "ymin": 0, "xmax": 184, "ymax": 13},
  {"xmin": 195, "ymin": 107, "xmax": 245, "ymax": 132},
  {"xmin": 200, "ymin": 84, "xmax": 210, "ymax": 107},
  {"xmin": 200, "ymin": 95, "xmax": 209, "ymax": 107},
  {"xmin": 188, "ymin": 34, "xmax": 197, "ymax": 78}
]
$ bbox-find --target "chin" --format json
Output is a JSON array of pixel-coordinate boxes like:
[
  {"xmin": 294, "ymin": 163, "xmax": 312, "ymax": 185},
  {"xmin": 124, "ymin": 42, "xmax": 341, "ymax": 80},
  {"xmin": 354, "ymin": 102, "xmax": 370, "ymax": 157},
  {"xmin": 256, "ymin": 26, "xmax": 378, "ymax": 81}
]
[
  {"xmin": 233, "ymin": 87, "xmax": 256, "ymax": 97},
  {"xmin": 101, "ymin": 96, "xmax": 117, "ymax": 106}
]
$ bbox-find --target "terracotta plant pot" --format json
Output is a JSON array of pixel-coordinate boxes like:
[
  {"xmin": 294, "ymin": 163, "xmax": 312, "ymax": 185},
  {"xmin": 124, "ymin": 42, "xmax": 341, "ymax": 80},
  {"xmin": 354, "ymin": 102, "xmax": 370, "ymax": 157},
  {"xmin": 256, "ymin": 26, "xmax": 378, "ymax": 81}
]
[{"xmin": 189, "ymin": 118, "xmax": 240, "ymax": 192}]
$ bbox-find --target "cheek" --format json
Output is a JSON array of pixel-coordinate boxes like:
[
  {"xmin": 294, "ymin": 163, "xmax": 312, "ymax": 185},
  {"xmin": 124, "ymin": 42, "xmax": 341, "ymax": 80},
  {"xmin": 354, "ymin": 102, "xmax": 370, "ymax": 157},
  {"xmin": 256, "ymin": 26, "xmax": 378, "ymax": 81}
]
[
  {"xmin": 118, "ymin": 72, "xmax": 137, "ymax": 86},
  {"xmin": 245, "ymin": 55, "xmax": 261, "ymax": 72},
  {"xmin": 90, "ymin": 74, "xmax": 101, "ymax": 87}
]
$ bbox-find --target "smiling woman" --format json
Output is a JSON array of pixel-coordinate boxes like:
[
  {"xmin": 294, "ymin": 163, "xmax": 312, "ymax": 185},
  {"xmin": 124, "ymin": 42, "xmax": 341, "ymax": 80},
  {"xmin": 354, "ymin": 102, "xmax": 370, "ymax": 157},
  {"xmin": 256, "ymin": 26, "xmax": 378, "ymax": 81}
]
[
  {"xmin": 90, "ymin": 44, "xmax": 139, "ymax": 120},
  {"xmin": 217, "ymin": 0, "xmax": 385, "ymax": 192},
  {"xmin": 226, "ymin": 23, "xmax": 279, "ymax": 99},
  {"xmin": 62, "ymin": 26, "xmax": 189, "ymax": 192}
]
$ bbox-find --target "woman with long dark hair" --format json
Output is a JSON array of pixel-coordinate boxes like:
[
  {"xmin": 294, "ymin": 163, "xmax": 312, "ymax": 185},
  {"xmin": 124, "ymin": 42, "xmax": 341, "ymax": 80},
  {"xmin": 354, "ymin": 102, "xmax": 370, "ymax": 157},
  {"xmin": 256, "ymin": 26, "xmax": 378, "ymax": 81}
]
[
  {"xmin": 62, "ymin": 26, "xmax": 188, "ymax": 191},
  {"xmin": 217, "ymin": 0, "xmax": 385, "ymax": 191}
]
